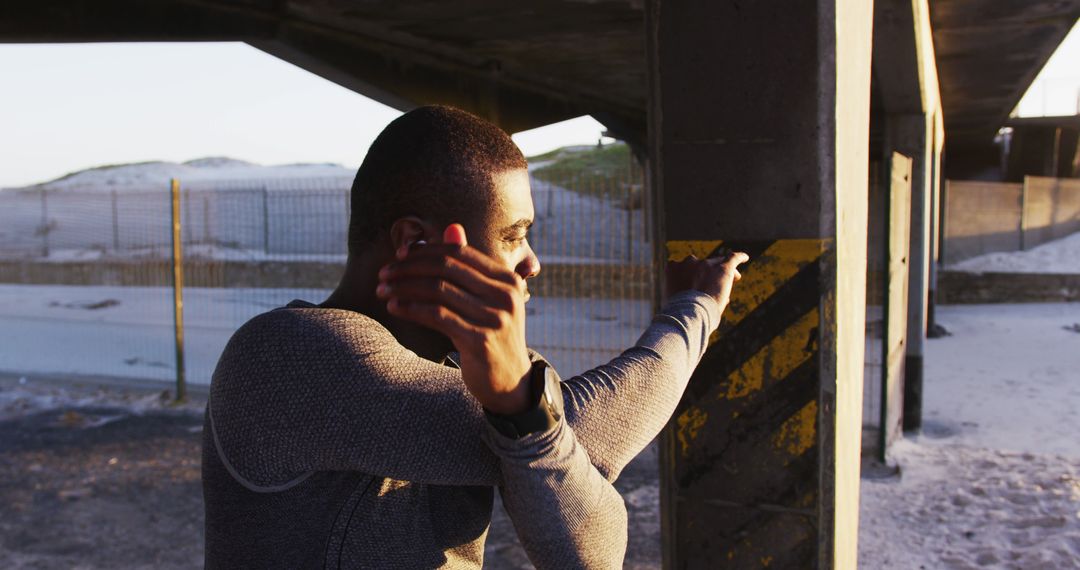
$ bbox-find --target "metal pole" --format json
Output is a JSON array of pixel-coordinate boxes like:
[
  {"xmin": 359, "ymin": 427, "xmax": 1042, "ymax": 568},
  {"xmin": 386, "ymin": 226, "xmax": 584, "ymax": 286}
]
[
  {"xmin": 626, "ymin": 183, "xmax": 633, "ymax": 263},
  {"xmin": 40, "ymin": 188, "xmax": 49, "ymax": 257},
  {"xmin": 202, "ymin": 195, "xmax": 210, "ymax": 244},
  {"xmin": 111, "ymin": 189, "xmax": 120, "ymax": 252},
  {"xmin": 1019, "ymin": 176, "xmax": 1029, "ymax": 251},
  {"xmin": 170, "ymin": 178, "xmax": 187, "ymax": 402},
  {"xmin": 262, "ymin": 185, "xmax": 270, "ymax": 253}
]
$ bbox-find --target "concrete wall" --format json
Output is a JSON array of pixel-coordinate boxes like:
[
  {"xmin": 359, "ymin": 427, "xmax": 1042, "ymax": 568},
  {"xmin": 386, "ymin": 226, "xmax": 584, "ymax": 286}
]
[
  {"xmin": 941, "ymin": 177, "xmax": 1080, "ymax": 263},
  {"xmin": 1023, "ymin": 177, "xmax": 1080, "ymax": 246},
  {"xmin": 943, "ymin": 180, "xmax": 1022, "ymax": 263}
]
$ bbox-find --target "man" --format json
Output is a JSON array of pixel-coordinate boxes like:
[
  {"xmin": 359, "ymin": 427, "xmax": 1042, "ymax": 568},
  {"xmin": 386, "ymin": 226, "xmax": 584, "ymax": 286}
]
[{"xmin": 202, "ymin": 105, "xmax": 747, "ymax": 568}]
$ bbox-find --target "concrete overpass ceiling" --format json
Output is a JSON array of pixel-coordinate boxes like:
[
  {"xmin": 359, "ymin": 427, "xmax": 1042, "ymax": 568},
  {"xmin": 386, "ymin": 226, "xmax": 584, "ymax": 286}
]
[
  {"xmin": 270, "ymin": 0, "xmax": 647, "ymax": 131},
  {"xmin": 0, "ymin": 0, "xmax": 646, "ymax": 137},
  {"xmin": 930, "ymin": 0, "xmax": 1080, "ymax": 147},
  {"xmin": 14, "ymin": 0, "xmax": 1078, "ymax": 154}
]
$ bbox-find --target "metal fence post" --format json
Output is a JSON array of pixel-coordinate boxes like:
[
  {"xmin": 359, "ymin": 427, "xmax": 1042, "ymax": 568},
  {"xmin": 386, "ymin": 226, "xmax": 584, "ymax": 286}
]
[
  {"xmin": 170, "ymin": 178, "xmax": 187, "ymax": 402},
  {"xmin": 203, "ymin": 194, "xmax": 211, "ymax": 244},
  {"xmin": 110, "ymin": 189, "xmax": 120, "ymax": 252},
  {"xmin": 40, "ymin": 188, "xmax": 49, "ymax": 257},
  {"xmin": 1019, "ymin": 175, "xmax": 1030, "ymax": 251},
  {"xmin": 262, "ymin": 185, "xmax": 270, "ymax": 253}
]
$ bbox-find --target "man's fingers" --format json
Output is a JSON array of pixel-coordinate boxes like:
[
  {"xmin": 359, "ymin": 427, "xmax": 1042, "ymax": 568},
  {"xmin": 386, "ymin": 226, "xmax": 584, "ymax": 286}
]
[
  {"xmin": 386, "ymin": 297, "xmax": 481, "ymax": 342},
  {"xmin": 443, "ymin": 223, "xmax": 467, "ymax": 246},
  {"xmin": 385, "ymin": 243, "xmax": 516, "ymax": 285},
  {"xmin": 378, "ymin": 277, "xmax": 502, "ymax": 327},
  {"xmin": 706, "ymin": 250, "xmax": 750, "ymax": 265},
  {"xmin": 382, "ymin": 248, "xmax": 521, "ymax": 294}
]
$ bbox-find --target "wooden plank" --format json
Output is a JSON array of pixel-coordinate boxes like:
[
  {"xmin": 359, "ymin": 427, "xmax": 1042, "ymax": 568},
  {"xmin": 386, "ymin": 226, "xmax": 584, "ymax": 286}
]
[{"xmin": 880, "ymin": 152, "xmax": 912, "ymax": 458}]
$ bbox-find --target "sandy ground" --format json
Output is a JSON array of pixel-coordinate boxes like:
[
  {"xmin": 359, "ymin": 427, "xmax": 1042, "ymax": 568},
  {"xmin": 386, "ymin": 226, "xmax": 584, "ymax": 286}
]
[
  {"xmin": 858, "ymin": 302, "xmax": 1080, "ymax": 569},
  {"xmin": 2, "ymin": 301, "xmax": 1078, "ymax": 568},
  {"xmin": 0, "ymin": 373, "xmax": 658, "ymax": 569},
  {"xmin": 948, "ymin": 232, "xmax": 1080, "ymax": 274}
]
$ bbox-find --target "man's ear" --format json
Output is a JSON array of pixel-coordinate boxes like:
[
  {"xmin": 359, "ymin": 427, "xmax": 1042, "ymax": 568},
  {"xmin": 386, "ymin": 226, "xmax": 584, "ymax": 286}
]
[{"xmin": 389, "ymin": 216, "xmax": 435, "ymax": 254}]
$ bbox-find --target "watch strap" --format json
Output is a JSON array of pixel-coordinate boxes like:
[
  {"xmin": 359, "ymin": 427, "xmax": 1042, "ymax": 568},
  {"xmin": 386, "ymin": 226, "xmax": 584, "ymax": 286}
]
[{"xmin": 483, "ymin": 361, "xmax": 563, "ymax": 439}]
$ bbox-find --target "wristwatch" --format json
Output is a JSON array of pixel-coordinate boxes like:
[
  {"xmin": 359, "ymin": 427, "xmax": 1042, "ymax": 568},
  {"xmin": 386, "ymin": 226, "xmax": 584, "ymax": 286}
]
[{"xmin": 483, "ymin": 360, "xmax": 563, "ymax": 439}]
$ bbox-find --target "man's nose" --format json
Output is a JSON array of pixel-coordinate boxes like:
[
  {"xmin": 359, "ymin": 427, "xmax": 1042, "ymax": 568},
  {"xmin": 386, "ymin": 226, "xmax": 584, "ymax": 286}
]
[{"xmin": 517, "ymin": 245, "xmax": 541, "ymax": 280}]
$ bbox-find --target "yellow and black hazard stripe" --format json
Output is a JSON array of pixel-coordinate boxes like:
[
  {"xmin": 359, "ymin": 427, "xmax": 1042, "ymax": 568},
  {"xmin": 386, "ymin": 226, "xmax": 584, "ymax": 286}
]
[{"xmin": 666, "ymin": 238, "xmax": 828, "ymax": 487}]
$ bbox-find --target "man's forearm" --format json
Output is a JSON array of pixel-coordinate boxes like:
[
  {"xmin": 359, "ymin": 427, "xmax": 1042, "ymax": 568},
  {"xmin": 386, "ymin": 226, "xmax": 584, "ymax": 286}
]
[
  {"xmin": 558, "ymin": 290, "xmax": 721, "ymax": 481},
  {"xmin": 484, "ymin": 418, "xmax": 628, "ymax": 569}
]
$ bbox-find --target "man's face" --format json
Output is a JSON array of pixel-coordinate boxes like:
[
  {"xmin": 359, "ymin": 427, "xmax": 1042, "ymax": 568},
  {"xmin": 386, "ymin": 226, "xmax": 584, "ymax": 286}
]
[{"xmin": 466, "ymin": 168, "xmax": 541, "ymax": 301}]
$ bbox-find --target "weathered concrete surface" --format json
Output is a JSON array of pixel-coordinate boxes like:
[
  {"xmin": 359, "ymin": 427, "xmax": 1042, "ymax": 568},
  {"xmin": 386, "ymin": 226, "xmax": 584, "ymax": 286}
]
[
  {"xmin": 930, "ymin": 0, "xmax": 1080, "ymax": 148},
  {"xmin": 942, "ymin": 178, "xmax": 1080, "ymax": 263},
  {"xmin": 1022, "ymin": 177, "xmax": 1080, "ymax": 248},
  {"xmin": 938, "ymin": 270, "xmax": 1080, "ymax": 303},
  {"xmin": 871, "ymin": 0, "xmax": 945, "ymax": 436},
  {"xmin": 645, "ymin": 0, "xmax": 871, "ymax": 566},
  {"xmin": 943, "ymin": 180, "xmax": 1024, "ymax": 263}
]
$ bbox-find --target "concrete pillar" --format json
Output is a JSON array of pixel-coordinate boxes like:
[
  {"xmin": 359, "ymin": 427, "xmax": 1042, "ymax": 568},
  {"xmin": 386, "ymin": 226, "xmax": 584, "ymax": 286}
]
[
  {"xmin": 646, "ymin": 1, "xmax": 872, "ymax": 567},
  {"xmin": 883, "ymin": 113, "xmax": 933, "ymax": 433},
  {"xmin": 927, "ymin": 112, "xmax": 946, "ymax": 337}
]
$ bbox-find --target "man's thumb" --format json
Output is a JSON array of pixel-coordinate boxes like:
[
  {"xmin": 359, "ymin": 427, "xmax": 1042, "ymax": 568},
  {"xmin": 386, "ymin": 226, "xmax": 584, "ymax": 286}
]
[{"xmin": 443, "ymin": 223, "xmax": 467, "ymax": 247}]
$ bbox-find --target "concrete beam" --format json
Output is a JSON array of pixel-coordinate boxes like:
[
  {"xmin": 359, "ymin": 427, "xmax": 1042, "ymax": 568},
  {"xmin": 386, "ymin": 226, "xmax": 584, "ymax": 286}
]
[
  {"xmin": 647, "ymin": 0, "xmax": 872, "ymax": 566},
  {"xmin": 0, "ymin": 0, "xmax": 277, "ymax": 42},
  {"xmin": 930, "ymin": 0, "xmax": 1080, "ymax": 146},
  {"xmin": 0, "ymin": 0, "xmax": 645, "ymax": 135}
]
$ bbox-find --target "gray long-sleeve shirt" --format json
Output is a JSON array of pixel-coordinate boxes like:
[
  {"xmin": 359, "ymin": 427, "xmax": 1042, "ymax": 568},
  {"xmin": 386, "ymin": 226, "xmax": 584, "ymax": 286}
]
[{"xmin": 202, "ymin": 290, "xmax": 720, "ymax": 568}]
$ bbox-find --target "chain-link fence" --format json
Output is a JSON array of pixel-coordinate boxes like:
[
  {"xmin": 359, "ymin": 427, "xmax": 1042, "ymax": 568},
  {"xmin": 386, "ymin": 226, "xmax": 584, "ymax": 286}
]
[{"xmin": 0, "ymin": 149, "xmax": 652, "ymax": 390}]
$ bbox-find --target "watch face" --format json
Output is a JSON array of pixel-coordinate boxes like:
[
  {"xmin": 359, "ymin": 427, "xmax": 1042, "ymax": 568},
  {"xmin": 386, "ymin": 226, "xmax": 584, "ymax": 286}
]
[{"xmin": 541, "ymin": 367, "xmax": 563, "ymax": 422}]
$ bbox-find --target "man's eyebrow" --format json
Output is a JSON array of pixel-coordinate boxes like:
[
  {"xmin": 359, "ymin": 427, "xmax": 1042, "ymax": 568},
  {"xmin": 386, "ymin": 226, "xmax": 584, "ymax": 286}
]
[{"xmin": 501, "ymin": 218, "xmax": 533, "ymax": 234}]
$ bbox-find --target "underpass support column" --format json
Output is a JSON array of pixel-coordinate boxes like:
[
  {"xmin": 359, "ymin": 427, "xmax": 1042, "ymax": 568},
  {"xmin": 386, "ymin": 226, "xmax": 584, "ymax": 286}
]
[
  {"xmin": 646, "ymin": 1, "xmax": 872, "ymax": 567},
  {"xmin": 884, "ymin": 113, "xmax": 933, "ymax": 433}
]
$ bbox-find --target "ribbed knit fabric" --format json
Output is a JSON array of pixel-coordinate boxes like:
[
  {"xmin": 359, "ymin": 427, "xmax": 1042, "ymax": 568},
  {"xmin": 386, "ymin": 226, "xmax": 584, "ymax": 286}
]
[{"xmin": 202, "ymin": 291, "xmax": 720, "ymax": 569}]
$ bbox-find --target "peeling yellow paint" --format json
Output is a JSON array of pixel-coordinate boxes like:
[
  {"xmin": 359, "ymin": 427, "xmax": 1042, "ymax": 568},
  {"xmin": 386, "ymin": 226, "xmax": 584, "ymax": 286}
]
[
  {"xmin": 666, "ymin": 240, "xmax": 724, "ymax": 261},
  {"xmin": 723, "ymin": 308, "xmax": 819, "ymax": 399},
  {"xmin": 676, "ymin": 406, "xmax": 708, "ymax": 456},
  {"xmin": 772, "ymin": 400, "xmax": 818, "ymax": 458},
  {"xmin": 724, "ymin": 239, "xmax": 824, "ymax": 327}
]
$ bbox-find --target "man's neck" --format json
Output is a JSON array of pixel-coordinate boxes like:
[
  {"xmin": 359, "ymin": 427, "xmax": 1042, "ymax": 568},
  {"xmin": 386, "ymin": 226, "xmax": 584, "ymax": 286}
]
[{"xmin": 321, "ymin": 254, "xmax": 454, "ymax": 363}]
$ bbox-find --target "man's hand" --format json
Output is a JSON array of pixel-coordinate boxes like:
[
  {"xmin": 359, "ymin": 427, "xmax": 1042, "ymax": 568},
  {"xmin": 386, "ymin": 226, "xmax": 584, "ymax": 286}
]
[
  {"xmin": 665, "ymin": 250, "xmax": 750, "ymax": 313},
  {"xmin": 377, "ymin": 224, "xmax": 533, "ymax": 415}
]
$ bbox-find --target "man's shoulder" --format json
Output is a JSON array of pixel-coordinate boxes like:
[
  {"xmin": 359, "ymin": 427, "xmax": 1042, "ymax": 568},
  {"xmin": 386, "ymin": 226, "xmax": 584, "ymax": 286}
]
[{"xmin": 234, "ymin": 302, "xmax": 394, "ymax": 348}]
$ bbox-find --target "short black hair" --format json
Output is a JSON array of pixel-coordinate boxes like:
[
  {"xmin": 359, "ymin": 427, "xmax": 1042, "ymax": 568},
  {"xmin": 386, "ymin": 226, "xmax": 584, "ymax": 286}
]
[{"xmin": 347, "ymin": 105, "xmax": 528, "ymax": 253}]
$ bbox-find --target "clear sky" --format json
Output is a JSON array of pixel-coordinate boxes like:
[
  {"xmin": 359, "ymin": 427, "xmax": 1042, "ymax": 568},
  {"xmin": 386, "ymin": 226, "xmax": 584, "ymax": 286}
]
[
  {"xmin": 1014, "ymin": 20, "xmax": 1080, "ymax": 117},
  {"xmin": 0, "ymin": 42, "xmax": 606, "ymax": 188},
  {"xmin": 0, "ymin": 19, "xmax": 1077, "ymax": 188}
]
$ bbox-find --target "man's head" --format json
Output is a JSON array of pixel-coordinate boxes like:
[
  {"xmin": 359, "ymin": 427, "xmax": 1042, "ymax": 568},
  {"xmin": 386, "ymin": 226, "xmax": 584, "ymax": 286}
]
[{"xmin": 347, "ymin": 105, "xmax": 539, "ymax": 284}]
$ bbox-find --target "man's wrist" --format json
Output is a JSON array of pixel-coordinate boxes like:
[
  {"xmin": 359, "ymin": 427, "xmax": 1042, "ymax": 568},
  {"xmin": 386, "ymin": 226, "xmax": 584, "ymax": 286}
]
[
  {"xmin": 484, "ymin": 361, "xmax": 563, "ymax": 439},
  {"xmin": 666, "ymin": 289, "xmax": 724, "ymax": 329},
  {"xmin": 477, "ymin": 363, "xmax": 533, "ymax": 415}
]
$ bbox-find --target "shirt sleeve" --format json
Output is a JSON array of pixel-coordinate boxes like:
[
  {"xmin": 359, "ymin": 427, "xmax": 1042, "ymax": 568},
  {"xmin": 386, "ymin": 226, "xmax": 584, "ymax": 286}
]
[
  {"xmin": 207, "ymin": 291, "xmax": 719, "ymax": 489},
  {"xmin": 556, "ymin": 290, "xmax": 722, "ymax": 481},
  {"xmin": 483, "ymin": 378, "xmax": 627, "ymax": 569}
]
